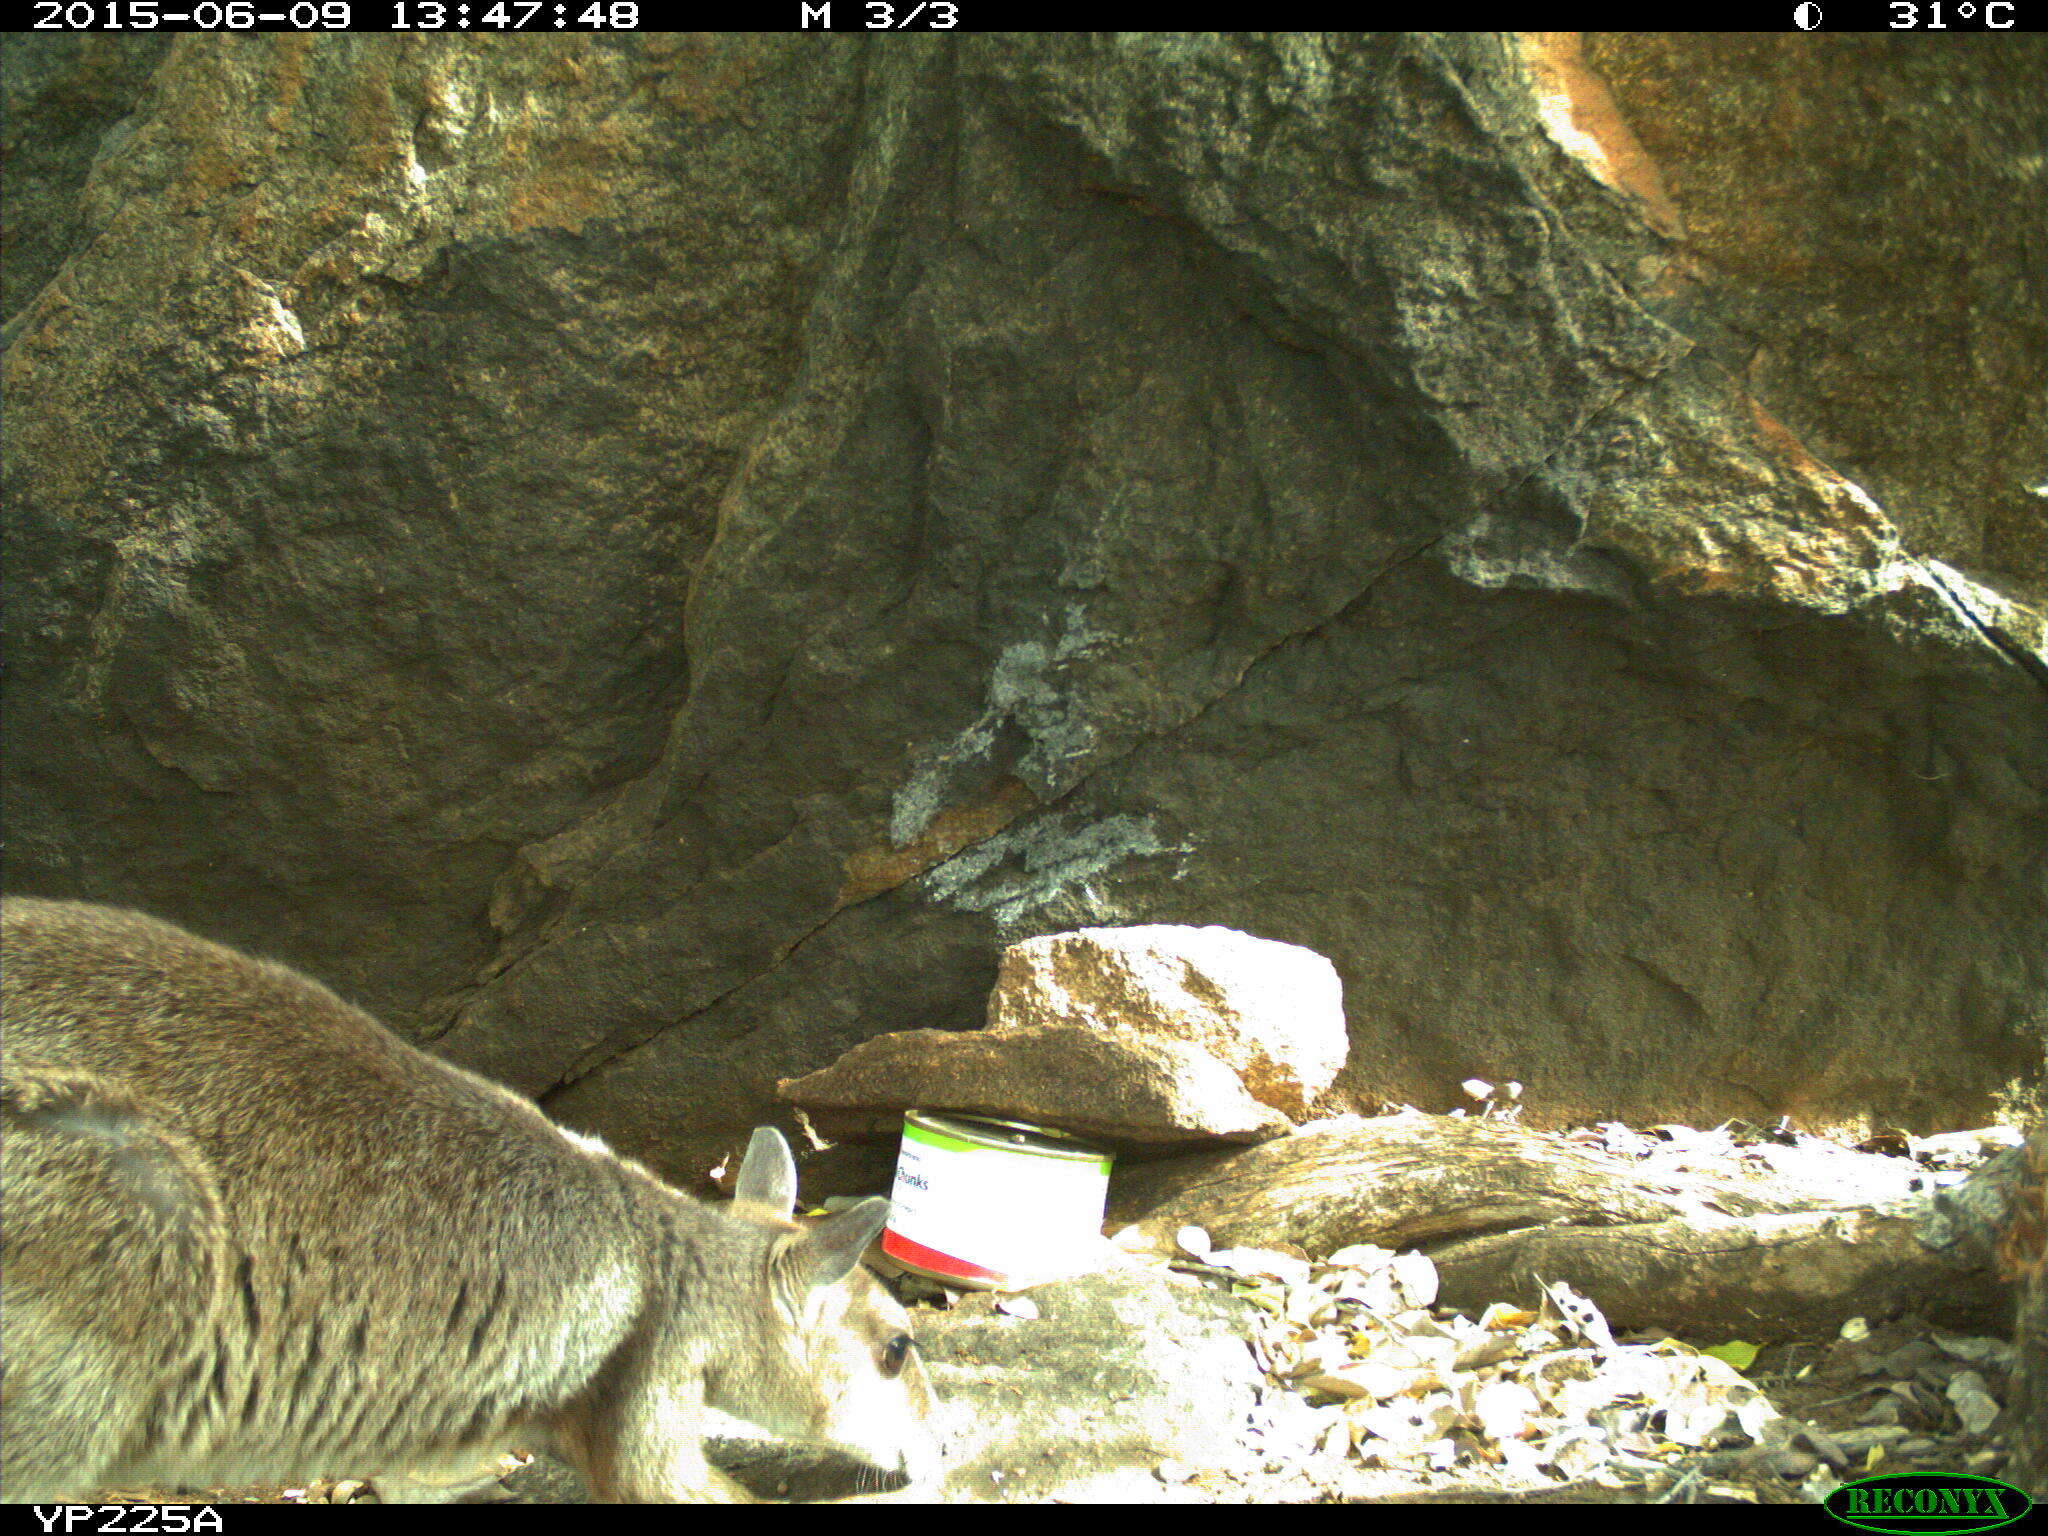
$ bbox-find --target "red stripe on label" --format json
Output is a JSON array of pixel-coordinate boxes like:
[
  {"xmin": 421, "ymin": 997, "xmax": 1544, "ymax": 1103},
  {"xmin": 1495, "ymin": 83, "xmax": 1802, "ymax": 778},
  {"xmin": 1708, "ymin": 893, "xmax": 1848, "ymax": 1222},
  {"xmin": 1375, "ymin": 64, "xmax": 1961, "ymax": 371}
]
[{"xmin": 882, "ymin": 1227, "xmax": 1008, "ymax": 1284}]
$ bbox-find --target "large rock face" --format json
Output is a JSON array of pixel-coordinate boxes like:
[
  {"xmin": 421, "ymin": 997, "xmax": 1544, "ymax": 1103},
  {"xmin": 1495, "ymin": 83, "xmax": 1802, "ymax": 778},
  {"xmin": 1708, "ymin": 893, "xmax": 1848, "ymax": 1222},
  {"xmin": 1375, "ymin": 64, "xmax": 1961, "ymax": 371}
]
[{"xmin": 4, "ymin": 34, "xmax": 2041, "ymax": 1192}]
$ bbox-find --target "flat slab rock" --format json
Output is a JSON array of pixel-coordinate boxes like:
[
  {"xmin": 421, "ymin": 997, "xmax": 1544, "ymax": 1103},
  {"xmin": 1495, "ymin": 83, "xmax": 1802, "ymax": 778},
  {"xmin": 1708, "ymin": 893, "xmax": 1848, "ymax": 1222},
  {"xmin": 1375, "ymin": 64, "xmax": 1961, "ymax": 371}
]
[
  {"xmin": 779, "ymin": 925, "xmax": 1344, "ymax": 1145},
  {"xmin": 780, "ymin": 1023, "xmax": 1291, "ymax": 1145}
]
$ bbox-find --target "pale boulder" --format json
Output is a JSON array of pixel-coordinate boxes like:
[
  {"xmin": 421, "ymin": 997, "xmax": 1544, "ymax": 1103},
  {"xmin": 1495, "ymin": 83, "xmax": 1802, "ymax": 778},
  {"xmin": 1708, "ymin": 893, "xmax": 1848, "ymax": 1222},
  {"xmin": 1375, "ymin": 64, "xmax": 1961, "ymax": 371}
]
[{"xmin": 988, "ymin": 926, "xmax": 1347, "ymax": 1121}]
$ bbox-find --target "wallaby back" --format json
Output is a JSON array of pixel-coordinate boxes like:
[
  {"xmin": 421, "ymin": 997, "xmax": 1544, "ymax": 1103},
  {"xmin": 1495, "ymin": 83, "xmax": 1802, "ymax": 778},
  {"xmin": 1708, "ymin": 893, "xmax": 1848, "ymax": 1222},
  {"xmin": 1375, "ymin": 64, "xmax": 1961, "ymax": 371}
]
[{"xmin": 0, "ymin": 898, "xmax": 938, "ymax": 1503}]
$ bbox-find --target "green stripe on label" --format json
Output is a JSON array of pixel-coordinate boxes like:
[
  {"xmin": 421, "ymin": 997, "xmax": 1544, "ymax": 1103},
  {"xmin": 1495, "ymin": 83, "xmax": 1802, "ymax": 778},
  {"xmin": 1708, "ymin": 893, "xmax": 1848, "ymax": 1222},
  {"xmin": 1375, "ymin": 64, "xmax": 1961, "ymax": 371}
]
[{"xmin": 903, "ymin": 1116, "xmax": 1109, "ymax": 1169}]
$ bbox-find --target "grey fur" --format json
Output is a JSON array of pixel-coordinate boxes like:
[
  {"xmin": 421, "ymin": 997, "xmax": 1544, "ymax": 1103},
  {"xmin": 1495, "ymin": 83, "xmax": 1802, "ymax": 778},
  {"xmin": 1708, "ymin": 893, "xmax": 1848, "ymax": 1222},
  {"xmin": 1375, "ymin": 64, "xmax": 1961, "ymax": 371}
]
[{"xmin": 0, "ymin": 898, "xmax": 937, "ymax": 1503}]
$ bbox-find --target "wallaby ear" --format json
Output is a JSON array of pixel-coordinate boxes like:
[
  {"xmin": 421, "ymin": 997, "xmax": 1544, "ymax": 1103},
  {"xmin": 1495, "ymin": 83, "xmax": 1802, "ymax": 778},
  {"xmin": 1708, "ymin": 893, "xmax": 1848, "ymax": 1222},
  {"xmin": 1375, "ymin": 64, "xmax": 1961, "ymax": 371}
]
[
  {"xmin": 731, "ymin": 1126, "xmax": 798, "ymax": 1219},
  {"xmin": 782, "ymin": 1197, "xmax": 892, "ymax": 1290}
]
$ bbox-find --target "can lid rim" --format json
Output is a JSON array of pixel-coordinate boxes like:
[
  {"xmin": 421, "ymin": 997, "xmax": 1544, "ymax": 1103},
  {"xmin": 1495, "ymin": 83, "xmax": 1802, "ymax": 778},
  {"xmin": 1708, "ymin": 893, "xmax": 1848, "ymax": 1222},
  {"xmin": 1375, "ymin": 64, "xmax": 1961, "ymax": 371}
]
[{"xmin": 904, "ymin": 1107, "xmax": 1107, "ymax": 1154}]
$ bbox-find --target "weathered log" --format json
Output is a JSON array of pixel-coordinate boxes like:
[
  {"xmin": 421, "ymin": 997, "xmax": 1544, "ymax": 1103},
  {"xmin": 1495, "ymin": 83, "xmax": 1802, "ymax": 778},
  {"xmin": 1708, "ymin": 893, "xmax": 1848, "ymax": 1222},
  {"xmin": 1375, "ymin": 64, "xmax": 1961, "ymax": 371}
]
[
  {"xmin": 1111, "ymin": 1113, "xmax": 1909, "ymax": 1245},
  {"xmin": 1428, "ymin": 1206, "xmax": 2003, "ymax": 1340},
  {"xmin": 1110, "ymin": 1113, "xmax": 2014, "ymax": 1340}
]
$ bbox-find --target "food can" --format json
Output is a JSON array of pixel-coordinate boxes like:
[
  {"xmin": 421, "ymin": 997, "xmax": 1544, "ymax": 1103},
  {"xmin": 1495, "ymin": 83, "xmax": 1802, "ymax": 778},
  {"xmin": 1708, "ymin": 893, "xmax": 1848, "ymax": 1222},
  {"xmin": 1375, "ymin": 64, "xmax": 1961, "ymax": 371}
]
[{"xmin": 882, "ymin": 1110, "xmax": 1113, "ymax": 1289}]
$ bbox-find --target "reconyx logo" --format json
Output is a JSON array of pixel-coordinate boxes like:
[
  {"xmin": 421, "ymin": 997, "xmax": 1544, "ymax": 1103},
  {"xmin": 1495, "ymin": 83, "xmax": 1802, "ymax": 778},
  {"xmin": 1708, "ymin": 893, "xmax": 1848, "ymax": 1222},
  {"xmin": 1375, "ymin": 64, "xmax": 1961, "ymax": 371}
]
[{"xmin": 1824, "ymin": 1473, "xmax": 2033, "ymax": 1535}]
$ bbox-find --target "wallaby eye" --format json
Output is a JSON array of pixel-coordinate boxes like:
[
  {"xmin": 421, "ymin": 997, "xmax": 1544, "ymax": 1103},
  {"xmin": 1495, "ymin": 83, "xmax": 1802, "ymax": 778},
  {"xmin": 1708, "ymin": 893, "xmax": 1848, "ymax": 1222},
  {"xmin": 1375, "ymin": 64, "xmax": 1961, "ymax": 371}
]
[{"xmin": 880, "ymin": 1333, "xmax": 916, "ymax": 1378}]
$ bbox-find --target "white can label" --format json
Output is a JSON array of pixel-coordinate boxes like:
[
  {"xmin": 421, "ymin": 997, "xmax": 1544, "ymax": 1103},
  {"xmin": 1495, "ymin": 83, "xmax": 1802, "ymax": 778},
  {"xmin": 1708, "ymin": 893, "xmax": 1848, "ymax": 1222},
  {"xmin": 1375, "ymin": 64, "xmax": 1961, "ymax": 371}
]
[{"xmin": 888, "ymin": 1118, "xmax": 1110, "ymax": 1280}]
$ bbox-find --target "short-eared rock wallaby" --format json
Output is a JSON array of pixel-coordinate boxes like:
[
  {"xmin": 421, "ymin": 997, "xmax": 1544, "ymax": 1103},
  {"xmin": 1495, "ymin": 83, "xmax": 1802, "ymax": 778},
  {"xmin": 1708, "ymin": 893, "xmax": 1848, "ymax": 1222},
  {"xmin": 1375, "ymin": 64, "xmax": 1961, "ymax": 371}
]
[{"xmin": 0, "ymin": 898, "xmax": 939, "ymax": 1502}]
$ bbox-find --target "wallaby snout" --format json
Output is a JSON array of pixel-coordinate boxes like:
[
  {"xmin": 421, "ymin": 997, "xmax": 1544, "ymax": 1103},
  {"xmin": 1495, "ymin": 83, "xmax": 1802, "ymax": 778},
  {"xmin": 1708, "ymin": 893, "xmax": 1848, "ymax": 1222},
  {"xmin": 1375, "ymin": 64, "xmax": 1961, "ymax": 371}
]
[{"xmin": 0, "ymin": 898, "xmax": 940, "ymax": 1504}]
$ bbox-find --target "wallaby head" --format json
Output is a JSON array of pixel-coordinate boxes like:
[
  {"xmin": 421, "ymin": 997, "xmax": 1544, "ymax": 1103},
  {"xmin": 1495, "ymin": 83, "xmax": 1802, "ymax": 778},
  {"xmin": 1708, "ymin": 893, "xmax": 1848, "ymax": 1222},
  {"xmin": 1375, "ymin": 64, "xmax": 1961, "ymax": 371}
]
[
  {"xmin": 705, "ymin": 1130, "xmax": 937, "ymax": 1491},
  {"xmin": 0, "ymin": 897, "xmax": 940, "ymax": 1504}
]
